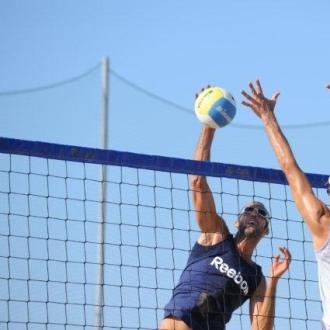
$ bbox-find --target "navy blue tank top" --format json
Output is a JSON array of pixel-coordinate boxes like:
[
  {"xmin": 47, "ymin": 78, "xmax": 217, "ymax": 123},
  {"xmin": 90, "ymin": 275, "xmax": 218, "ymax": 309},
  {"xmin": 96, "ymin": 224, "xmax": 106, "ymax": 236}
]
[{"xmin": 164, "ymin": 235, "xmax": 263, "ymax": 329}]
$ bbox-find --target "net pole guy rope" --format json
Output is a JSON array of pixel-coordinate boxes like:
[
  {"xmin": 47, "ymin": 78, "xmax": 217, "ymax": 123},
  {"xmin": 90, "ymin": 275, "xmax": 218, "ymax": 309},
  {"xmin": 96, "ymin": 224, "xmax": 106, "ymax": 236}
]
[{"xmin": 95, "ymin": 57, "xmax": 109, "ymax": 329}]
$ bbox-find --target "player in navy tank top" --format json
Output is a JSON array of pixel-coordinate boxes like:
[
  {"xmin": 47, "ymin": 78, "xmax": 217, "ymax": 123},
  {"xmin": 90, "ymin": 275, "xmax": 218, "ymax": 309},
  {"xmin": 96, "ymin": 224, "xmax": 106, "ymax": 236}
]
[{"xmin": 159, "ymin": 93, "xmax": 292, "ymax": 330}]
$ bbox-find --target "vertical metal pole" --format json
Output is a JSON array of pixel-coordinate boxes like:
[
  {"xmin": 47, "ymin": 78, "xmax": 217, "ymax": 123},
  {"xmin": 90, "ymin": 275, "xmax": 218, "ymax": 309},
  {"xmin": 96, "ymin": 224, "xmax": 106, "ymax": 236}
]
[{"xmin": 96, "ymin": 57, "xmax": 109, "ymax": 329}]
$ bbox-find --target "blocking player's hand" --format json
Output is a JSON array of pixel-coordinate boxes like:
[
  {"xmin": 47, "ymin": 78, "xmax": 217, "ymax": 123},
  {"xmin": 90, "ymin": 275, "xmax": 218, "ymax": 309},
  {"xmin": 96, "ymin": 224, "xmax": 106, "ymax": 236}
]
[
  {"xmin": 241, "ymin": 80, "xmax": 280, "ymax": 119},
  {"xmin": 269, "ymin": 247, "xmax": 291, "ymax": 279}
]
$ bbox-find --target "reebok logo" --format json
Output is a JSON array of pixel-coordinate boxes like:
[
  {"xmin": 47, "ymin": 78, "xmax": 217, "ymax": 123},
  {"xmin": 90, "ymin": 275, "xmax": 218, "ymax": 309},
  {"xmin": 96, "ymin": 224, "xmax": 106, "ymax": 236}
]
[{"xmin": 210, "ymin": 256, "xmax": 249, "ymax": 295}]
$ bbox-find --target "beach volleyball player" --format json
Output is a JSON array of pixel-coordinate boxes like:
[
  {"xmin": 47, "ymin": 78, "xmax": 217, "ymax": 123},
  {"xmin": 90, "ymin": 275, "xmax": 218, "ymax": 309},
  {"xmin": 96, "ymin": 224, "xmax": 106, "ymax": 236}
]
[
  {"xmin": 159, "ymin": 87, "xmax": 291, "ymax": 330},
  {"xmin": 242, "ymin": 80, "xmax": 330, "ymax": 329}
]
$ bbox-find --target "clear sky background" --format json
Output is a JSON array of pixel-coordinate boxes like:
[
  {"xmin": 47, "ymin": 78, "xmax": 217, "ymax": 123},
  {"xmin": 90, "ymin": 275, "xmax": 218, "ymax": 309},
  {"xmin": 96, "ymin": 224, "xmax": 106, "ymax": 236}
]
[
  {"xmin": 1, "ymin": 1, "xmax": 330, "ymax": 329},
  {"xmin": 1, "ymin": 0, "xmax": 330, "ymax": 174}
]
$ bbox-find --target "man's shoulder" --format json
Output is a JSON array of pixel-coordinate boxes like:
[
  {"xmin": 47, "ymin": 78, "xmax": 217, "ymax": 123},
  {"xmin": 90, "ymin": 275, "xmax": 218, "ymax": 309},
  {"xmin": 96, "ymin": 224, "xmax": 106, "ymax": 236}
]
[
  {"xmin": 190, "ymin": 234, "xmax": 235, "ymax": 258},
  {"xmin": 196, "ymin": 233, "xmax": 234, "ymax": 247}
]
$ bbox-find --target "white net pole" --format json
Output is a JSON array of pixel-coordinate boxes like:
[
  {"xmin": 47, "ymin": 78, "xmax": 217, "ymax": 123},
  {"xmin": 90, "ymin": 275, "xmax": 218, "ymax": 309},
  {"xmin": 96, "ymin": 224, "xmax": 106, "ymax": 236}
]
[{"xmin": 95, "ymin": 57, "xmax": 109, "ymax": 329}]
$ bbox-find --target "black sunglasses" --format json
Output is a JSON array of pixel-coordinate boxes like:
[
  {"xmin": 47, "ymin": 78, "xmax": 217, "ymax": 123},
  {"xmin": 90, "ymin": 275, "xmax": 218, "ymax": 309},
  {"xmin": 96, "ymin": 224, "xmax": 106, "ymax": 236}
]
[{"xmin": 241, "ymin": 206, "xmax": 270, "ymax": 219}]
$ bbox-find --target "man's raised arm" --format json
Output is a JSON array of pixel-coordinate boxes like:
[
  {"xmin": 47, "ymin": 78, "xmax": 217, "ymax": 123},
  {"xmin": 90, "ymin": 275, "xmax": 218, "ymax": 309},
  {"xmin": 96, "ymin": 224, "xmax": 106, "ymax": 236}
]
[
  {"xmin": 191, "ymin": 126, "xmax": 229, "ymax": 245},
  {"xmin": 241, "ymin": 80, "xmax": 330, "ymax": 249}
]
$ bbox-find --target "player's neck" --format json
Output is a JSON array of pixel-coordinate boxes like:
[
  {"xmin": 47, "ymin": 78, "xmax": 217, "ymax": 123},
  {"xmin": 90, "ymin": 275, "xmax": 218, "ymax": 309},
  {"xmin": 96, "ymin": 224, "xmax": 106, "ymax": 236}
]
[{"xmin": 235, "ymin": 238, "xmax": 259, "ymax": 262}]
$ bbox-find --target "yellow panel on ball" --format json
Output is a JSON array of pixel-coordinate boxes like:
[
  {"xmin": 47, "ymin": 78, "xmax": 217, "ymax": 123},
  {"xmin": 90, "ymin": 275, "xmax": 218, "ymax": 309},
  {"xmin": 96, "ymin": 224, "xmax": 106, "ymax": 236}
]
[{"xmin": 195, "ymin": 88, "xmax": 224, "ymax": 115}]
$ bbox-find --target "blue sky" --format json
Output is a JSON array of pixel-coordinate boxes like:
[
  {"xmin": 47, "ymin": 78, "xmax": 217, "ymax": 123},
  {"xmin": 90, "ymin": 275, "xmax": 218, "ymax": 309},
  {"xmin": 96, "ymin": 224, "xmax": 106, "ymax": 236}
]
[
  {"xmin": 0, "ymin": 1, "xmax": 330, "ymax": 328},
  {"xmin": 1, "ymin": 0, "xmax": 330, "ymax": 173}
]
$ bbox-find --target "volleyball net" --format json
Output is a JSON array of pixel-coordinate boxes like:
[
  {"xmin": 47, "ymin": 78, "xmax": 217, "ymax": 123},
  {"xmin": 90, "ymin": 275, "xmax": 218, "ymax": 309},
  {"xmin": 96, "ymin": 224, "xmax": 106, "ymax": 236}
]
[{"xmin": 0, "ymin": 137, "xmax": 328, "ymax": 330}]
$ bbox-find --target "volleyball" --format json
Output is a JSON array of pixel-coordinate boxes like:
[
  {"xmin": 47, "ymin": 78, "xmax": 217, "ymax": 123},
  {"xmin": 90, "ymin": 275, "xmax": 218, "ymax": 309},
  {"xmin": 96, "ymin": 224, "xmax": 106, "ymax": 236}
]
[{"xmin": 194, "ymin": 86, "xmax": 236, "ymax": 128}]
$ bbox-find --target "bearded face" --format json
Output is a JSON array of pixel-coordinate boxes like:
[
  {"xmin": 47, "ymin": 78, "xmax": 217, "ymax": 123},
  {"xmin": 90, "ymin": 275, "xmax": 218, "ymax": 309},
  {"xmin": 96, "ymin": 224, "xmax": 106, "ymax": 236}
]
[
  {"xmin": 236, "ymin": 201, "xmax": 270, "ymax": 241},
  {"xmin": 237, "ymin": 213, "xmax": 267, "ymax": 239}
]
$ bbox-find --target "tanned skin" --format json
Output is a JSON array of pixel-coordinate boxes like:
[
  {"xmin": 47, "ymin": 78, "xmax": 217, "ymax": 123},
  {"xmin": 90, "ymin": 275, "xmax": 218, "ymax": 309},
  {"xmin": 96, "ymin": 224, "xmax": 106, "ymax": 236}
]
[
  {"xmin": 241, "ymin": 80, "xmax": 330, "ymax": 250},
  {"xmin": 160, "ymin": 86, "xmax": 291, "ymax": 329}
]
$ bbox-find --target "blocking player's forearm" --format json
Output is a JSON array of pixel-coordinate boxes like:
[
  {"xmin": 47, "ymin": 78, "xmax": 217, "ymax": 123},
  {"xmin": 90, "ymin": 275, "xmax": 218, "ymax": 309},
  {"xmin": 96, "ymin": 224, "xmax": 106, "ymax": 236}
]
[
  {"xmin": 262, "ymin": 112, "xmax": 298, "ymax": 174},
  {"xmin": 261, "ymin": 112, "xmax": 314, "ymax": 206},
  {"xmin": 261, "ymin": 113, "xmax": 316, "ymax": 208}
]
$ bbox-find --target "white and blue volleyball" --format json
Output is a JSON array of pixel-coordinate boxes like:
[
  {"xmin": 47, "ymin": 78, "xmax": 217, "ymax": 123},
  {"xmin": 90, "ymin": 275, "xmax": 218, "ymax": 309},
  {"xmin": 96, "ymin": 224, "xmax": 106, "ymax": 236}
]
[{"xmin": 195, "ymin": 86, "xmax": 236, "ymax": 128}]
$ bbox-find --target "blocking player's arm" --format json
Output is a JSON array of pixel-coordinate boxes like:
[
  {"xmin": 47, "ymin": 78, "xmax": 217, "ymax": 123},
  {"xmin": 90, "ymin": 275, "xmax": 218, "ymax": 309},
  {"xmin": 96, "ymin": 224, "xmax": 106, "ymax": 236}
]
[
  {"xmin": 261, "ymin": 111, "xmax": 330, "ymax": 247},
  {"xmin": 190, "ymin": 127, "xmax": 229, "ymax": 242},
  {"xmin": 241, "ymin": 80, "xmax": 330, "ymax": 249},
  {"xmin": 250, "ymin": 247, "xmax": 291, "ymax": 330}
]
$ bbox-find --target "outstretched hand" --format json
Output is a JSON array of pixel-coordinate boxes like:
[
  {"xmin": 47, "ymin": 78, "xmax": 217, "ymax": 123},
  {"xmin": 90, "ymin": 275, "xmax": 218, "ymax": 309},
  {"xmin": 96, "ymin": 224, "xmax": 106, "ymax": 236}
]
[
  {"xmin": 269, "ymin": 247, "xmax": 291, "ymax": 279},
  {"xmin": 241, "ymin": 80, "xmax": 280, "ymax": 119}
]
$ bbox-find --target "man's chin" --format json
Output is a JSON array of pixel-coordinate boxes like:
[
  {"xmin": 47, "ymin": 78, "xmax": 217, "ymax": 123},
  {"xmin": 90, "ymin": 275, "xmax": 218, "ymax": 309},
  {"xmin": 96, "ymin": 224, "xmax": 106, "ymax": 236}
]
[{"xmin": 243, "ymin": 228, "xmax": 261, "ymax": 239}]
